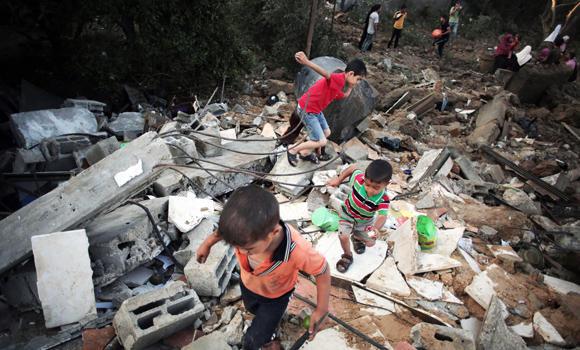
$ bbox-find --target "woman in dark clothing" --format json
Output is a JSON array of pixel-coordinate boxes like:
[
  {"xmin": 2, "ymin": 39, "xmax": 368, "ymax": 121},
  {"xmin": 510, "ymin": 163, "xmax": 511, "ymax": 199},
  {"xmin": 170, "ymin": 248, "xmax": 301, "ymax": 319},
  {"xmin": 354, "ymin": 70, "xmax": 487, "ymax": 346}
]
[
  {"xmin": 493, "ymin": 33, "xmax": 515, "ymax": 71},
  {"xmin": 432, "ymin": 15, "xmax": 451, "ymax": 58},
  {"xmin": 359, "ymin": 4, "xmax": 382, "ymax": 51}
]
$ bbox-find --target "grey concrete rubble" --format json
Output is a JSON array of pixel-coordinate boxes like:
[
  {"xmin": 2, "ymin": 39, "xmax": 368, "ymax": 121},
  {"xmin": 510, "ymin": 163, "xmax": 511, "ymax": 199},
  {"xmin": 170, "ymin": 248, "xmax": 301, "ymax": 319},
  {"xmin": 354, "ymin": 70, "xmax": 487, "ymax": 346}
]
[
  {"xmin": 410, "ymin": 323, "xmax": 476, "ymax": 350},
  {"xmin": 9, "ymin": 107, "xmax": 98, "ymax": 149},
  {"xmin": 83, "ymin": 136, "xmax": 121, "ymax": 166},
  {"xmin": 184, "ymin": 239, "xmax": 236, "ymax": 297},
  {"xmin": 477, "ymin": 295, "xmax": 527, "ymax": 350},
  {"xmin": 0, "ymin": 132, "xmax": 173, "ymax": 275},
  {"xmin": 108, "ymin": 112, "xmax": 145, "ymax": 141},
  {"xmin": 86, "ymin": 197, "xmax": 168, "ymax": 286},
  {"xmin": 174, "ymin": 217, "xmax": 218, "ymax": 266},
  {"xmin": 154, "ymin": 136, "xmax": 275, "ymax": 197},
  {"xmin": 467, "ymin": 93, "xmax": 508, "ymax": 147},
  {"xmin": 113, "ymin": 281, "xmax": 204, "ymax": 350}
]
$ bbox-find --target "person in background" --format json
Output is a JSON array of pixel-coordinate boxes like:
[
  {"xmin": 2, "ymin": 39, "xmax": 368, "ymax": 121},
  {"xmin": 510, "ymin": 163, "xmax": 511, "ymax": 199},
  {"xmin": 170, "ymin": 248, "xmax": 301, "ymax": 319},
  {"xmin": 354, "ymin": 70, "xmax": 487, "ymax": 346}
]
[
  {"xmin": 564, "ymin": 51, "xmax": 577, "ymax": 82},
  {"xmin": 559, "ymin": 35, "xmax": 570, "ymax": 54},
  {"xmin": 432, "ymin": 15, "xmax": 451, "ymax": 59},
  {"xmin": 449, "ymin": 1, "xmax": 462, "ymax": 39},
  {"xmin": 387, "ymin": 5, "xmax": 407, "ymax": 49},
  {"xmin": 493, "ymin": 33, "xmax": 517, "ymax": 71},
  {"xmin": 360, "ymin": 4, "xmax": 381, "ymax": 52}
]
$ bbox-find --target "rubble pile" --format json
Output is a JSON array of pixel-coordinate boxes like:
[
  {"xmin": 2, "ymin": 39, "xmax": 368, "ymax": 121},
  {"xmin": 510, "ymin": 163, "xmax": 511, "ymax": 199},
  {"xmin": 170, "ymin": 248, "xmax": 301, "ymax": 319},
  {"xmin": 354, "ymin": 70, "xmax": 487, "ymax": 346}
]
[{"xmin": 1, "ymin": 21, "xmax": 579, "ymax": 350}]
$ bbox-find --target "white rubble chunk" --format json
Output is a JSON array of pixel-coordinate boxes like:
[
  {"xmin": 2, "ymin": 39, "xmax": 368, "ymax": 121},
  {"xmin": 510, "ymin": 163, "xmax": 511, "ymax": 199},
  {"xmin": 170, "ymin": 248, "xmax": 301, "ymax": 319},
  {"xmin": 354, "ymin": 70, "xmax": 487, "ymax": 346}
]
[
  {"xmin": 533, "ymin": 311, "xmax": 566, "ymax": 346},
  {"xmin": 169, "ymin": 195, "xmax": 215, "ymax": 232},
  {"xmin": 366, "ymin": 256, "xmax": 411, "ymax": 297},
  {"xmin": 542, "ymin": 274, "xmax": 580, "ymax": 295},
  {"xmin": 510, "ymin": 322, "xmax": 534, "ymax": 338},
  {"xmin": 407, "ymin": 276, "xmax": 444, "ymax": 301},
  {"xmin": 31, "ymin": 229, "xmax": 97, "ymax": 328},
  {"xmin": 114, "ymin": 159, "xmax": 143, "ymax": 187}
]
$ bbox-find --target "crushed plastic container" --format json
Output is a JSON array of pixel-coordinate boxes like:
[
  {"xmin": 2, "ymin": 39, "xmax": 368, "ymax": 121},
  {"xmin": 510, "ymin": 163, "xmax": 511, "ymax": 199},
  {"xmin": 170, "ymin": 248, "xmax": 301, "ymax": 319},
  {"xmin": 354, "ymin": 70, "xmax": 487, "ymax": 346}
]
[
  {"xmin": 311, "ymin": 207, "xmax": 340, "ymax": 232},
  {"xmin": 417, "ymin": 215, "xmax": 438, "ymax": 251}
]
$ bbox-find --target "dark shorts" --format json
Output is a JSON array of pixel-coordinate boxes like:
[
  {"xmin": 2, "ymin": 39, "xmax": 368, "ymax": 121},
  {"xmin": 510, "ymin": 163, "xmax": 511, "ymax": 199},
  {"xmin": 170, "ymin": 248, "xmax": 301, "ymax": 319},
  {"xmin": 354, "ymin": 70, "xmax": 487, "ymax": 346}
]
[{"xmin": 240, "ymin": 281, "xmax": 293, "ymax": 350}]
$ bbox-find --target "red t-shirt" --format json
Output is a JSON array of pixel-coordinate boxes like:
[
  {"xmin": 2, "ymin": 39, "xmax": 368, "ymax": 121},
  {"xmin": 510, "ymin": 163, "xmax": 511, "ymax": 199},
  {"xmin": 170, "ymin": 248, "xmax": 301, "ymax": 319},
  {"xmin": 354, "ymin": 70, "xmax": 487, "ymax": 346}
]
[{"xmin": 298, "ymin": 72, "xmax": 347, "ymax": 114}]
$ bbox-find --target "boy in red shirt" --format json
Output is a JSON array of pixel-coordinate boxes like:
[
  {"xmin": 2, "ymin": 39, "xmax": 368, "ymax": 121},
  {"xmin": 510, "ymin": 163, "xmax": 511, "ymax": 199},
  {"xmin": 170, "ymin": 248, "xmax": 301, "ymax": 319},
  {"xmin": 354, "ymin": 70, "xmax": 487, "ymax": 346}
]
[
  {"xmin": 287, "ymin": 52, "xmax": 367, "ymax": 166},
  {"xmin": 196, "ymin": 186, "xmax": 330, "ymax": 350}
]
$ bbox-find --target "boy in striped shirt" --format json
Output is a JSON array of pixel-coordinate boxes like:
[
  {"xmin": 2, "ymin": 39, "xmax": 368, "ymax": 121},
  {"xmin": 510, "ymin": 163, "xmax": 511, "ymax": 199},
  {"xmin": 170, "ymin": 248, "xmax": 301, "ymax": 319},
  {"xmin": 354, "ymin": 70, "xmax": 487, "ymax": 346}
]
[{"xmin": 327, "ymin": 160, "xmax": 392, "ymax": 272}]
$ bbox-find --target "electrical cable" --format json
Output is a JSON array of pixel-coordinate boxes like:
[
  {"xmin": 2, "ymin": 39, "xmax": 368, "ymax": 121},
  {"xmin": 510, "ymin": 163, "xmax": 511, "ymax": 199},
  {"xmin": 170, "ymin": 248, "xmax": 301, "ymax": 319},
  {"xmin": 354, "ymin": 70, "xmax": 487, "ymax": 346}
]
[{"xmin": 126, "ymin": 200, "xmax": 183, "ymax": 269}]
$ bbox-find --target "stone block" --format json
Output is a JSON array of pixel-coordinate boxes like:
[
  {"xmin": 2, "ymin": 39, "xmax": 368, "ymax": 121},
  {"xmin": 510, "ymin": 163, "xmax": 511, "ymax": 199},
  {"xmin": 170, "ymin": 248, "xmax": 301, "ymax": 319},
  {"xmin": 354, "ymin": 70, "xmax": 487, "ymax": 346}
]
[
  {"xmin": 410, "ymin": 323, "xmax": 476, "ymax": 350},
  {"xmin": 84, "ymin": 136, "xmax": 121, "ymax": 166},
  {"xmin": 467, "ymin": 123, "xmax": 500, "ymax": 147},
  {"xmin": 478, "ymin": 295, "xmax": 527, "ymax": 350},
  {"xmin": 164, "ymin": 136, "xmax": 199, "ymax": 165},
  {"xmin": 182, "ymin": 331, "xmax": 231, "ymax": 350},
  {"xmin": 482, "ymin": 164, "xmax": 505, "ymax": 184},
  {"xmin": 62, "ymin": 98, "xmax": 106, "ymax": 116},
  {"xmin": 113, "ymin": 281, "xmax": 204, "ymax": 350},
  {"xmin": 295, "ymin": 56, "xmax": 377, "ymax": 142},
  {"xmin": 31, "ymin": 229, "xmax": 97, "ymax": 328},
  {"xmin": 194, "ymin": 129, "xmax": 223, "ymax": 157},
  {"xmin": 108, "ymin": 112, "xmax": 144, "ymax": 141},
  {"xmin": 502, "ymin": 189, "xmax": 541, "ymax": 215},
  {"xmin": 184, "ymin": 241, "xmax": 236, "ymax": 297},
  {"xmin": 9, "ymin": 107, "xmax": 98, "ymax": 149}
]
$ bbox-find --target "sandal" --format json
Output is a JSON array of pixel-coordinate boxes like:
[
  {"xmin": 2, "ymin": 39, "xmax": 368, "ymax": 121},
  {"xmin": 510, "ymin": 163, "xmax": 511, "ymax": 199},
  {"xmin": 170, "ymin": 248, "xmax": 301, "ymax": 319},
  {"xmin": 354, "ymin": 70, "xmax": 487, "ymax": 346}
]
[
  {"xmin": 336, "ymin": 254, "xmax": 353, "ymax": 273},
  {"xmin": 300, "ymin": 153, "xmax": 319, "ymax": 164},
  {"xmin": 287, "ymin": 149, "xmax": 298, "ymax": 167},
  {"xmin": 351, "ymin": 236, "xmax": 366, "ymax": 254}
]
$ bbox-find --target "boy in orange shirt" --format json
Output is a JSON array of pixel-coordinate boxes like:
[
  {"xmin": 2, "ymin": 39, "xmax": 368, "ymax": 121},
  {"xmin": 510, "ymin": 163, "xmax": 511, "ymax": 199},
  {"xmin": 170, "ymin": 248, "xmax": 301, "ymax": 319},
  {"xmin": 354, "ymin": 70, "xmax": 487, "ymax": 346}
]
[{"xmin": 196, "ymin": 185, "xmax": 330, "ymax": 350}]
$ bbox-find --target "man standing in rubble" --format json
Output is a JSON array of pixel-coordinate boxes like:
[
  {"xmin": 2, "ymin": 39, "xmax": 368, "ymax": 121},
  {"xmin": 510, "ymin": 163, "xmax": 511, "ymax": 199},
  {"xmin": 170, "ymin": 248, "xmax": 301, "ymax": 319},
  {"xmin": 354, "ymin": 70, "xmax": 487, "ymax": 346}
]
[
  {"xmin": 449, "ymin": 1, "xmax": 462, "ymax": 40},
  {"xmin": 387, "ymin": 5, "xmax": 408, "ymax": 49}
]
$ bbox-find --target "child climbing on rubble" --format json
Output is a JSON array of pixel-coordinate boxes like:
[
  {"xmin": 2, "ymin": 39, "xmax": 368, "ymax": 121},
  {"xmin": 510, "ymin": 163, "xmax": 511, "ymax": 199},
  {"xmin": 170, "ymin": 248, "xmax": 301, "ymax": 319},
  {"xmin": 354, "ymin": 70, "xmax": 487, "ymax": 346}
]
[
  {"xmin": 286, "ymin": 51, "xmax": 367, "ymax": 166},
  {"xmin": 327, "ymin": 160, "xmax": 392, "ymax": 273},
  {"xmin": 195, "ymin": 185, "xmax": 330, "ymax": 350}
]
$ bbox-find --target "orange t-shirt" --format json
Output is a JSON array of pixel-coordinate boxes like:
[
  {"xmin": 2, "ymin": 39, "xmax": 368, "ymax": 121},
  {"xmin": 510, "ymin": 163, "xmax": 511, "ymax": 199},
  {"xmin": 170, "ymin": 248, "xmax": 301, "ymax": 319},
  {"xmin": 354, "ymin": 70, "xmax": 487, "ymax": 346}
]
[{"xmin": 235, "ymin": 221, "xmax": 328, "ymax": 299}]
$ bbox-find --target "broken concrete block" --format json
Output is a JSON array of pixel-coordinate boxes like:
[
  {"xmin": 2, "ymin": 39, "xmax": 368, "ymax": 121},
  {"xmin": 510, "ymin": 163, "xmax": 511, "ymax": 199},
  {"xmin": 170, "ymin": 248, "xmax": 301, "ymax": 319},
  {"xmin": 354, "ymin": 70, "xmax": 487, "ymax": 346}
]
[
  {"xmin": 108, "ymin": 112, "xmax": 144, "ymax": 140},
  {"xmin": 306, "ymin": 190, "xmax": 330, "ymax": 212},
  {"xmin": 62, "ymin": 98, "xmax": 106, "ymax": 116},
  {"xmin": 9, "ymin": 107, "xmax": 98, "ymax": 149},
  {"xmin": 31, "ymin": 229, "xmax": 97, "ymax": 328},
  {"xmin": 366, "ymin": 256, "xmax": 411, "ymax": 297},
  {"xmin": 455, "ymin": 156, "xmax": 483, "ymax": 183},
  {"xmin": 222, "ymin": 310, "xmax": 244, "ymax": 346},
  {"xmin": 194, "ymin": 129, "xmax": 223, "ymax": 157},
  {"xmin": 342, "ymin": 137, "xmax": 368, "ymax": 162},
  {"xmin": 510, "ymin": 322, "xmax": 533, "ymax": 338},
  {"xmin": 502, "ymin": 189, "xmax": 541, "ymax": 215},
  {"xmin": 279, "ymin": 202, "xmax": 310, "ymax": 222},
  {"xmin": 533, "ymin": 311, "xmax": 566, "ymax": 346},
  {"xmin": 164, "ymin": 135, "xmax": 199, "ymax": 165},
  {"xmin": 154, "ymin": 136, "xmax": 274, "ymax": 197},
  {"xmin": 465, "ymin": 264, "xmax": 515, "ymax": 310},
  {"xmin": 407, "ymin": 277, "xmax": 444, "ymax": 301},
  {"xmin": 482, "ymin": 164, "xmax": 505, "ymax": 184},
  {"xmin": 478, "ymin": 295, "xmax": 527, "ymax": 350},
  {"xmin": 113, "ymin": 281, "xmax": 204, "ymax": 350},
  {"xmin": 0, "ymin": 265, "xmax": 40, "ymax": 311},
  {"xmin": 174, "ymin": 218, "xmax": 218, "ymax": 266},
  {"xmin": 479, "ymin": 225, "xmax": 498, "ymax": 237},
  {"xmin": 415, "ymin": 192, "xmax": 435, "ymax": 209},
  {"xmin": 295, "ymin": 56, "xmax": 378, "ymax": 142},
  {"xmin": 415, "ymin": 253, "xmax": 461, "ymax": 274},
  {"xmin": 221, "ymin": 284, "xmax": 242, "ymax": 305},
  {"xmin": 84, "ymin": 136, "xmax": 121, "ymax": 166},
  {"xmin": 184, "ymin": 241, "xmax": 236, "ymax": 297},
  {"xmin": 467, "ymin": 122, "xmax": 501, "ymax": 147},
  {"xmin": 168, "ymin": 195, "xmax": 215, "ymax": 233},
  {"xmin": 86, "ymin": 197, "xmax": 168, "ymax": 287},
  {"xmin": 460, "ymin": 317, "xmax": 482, "ymax": 341},
  {"xmin": 182, "ymin": 331, "xmax": 231, "ymax": 350},
  {"xmin": 506, "ymin": 64, "xmax": 573, "ymax": 104},
  {"xmin": 408, "ymin": 149, "xmax": 454, "ymax": 188},
  {"xmin": 410, "ymin": 323, "xmax": 476, "ymax": 350}
]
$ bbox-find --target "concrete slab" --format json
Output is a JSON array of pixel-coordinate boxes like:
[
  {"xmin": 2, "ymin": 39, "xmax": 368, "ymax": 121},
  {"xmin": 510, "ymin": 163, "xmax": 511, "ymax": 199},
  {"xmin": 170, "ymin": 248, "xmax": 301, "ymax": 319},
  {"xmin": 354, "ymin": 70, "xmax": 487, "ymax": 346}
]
[
  {"xmin": 408, "ymin": 149, "xmax": 453, "ymax": 188},
  {"xmin": 31, "ymin": 229, "xmax": 97, "ymax": 328},
  {"xmin": 465, "ymin": 265, "xmax": 500, "ymax": 310},
  {"xmin": 407, "ymin": 277, "xmax": 444, "ymax": 301},
  {"xmin": 10, "ymin": 107, "xmax": 97, "ymax": 149},
  {"xmin": 478, "ymin": 296, "xmax": 527, "ymax": 350},
  {"xmin": 109, "ymin": 112, "xmax": 144, "ymax": 140},
  {"xmin": 388, "ymin": 218, "xmax": 418, "ymax": 275},
  {"xmin": 342, "ymin": 137, "xmax": 368, "ymax": 162},
  {"xmin": 542, "ymin": 274, "xmax": 580, "ymax": 295},
  {"xmin": 533, "ymin": 311, "xmax": 566, "ymax": 346},
  {"xmin": 460, "ymin": 317, "xmax": 482, "ymax": 340},
  {"xmin": 431, "ymin": 227, "xmax": 464, "ymax": 257},
  {"xmin": 352, "ymin": 285, "xmax": 396, "ymax": 316},
  {"xmin": 415, "ymin": 253, "xmax": 462, "ymax": 274},
  {"xmin": 182, "ymin": 331, "xmax": 230, "ymax": 350},
  {"xmin": 366, "ymin": 256, "xmax": 411, "ymax": 297},
  {"xmin": 315, "ymin": 234, "xmax": 387, "ymax": 282},
  {"xmin": 0, "ymin": 132, "xmax": 173, "ymax": 275}
]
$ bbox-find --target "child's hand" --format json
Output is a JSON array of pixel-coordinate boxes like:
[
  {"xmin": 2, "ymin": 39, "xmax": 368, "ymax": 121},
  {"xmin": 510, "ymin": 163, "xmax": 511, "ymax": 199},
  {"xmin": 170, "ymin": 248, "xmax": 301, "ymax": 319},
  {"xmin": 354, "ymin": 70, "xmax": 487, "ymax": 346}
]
[
  {"xmin": 295, "ymin": 51, "xmax": 309, "ymax": 65},
  {"xmin": 308, "ymin": 308, "xmax": 328, "ymax": 340},
  {"xmin": 196, "ymin": 243, "xmax": 211, "ymax": 263},
  {"xmin": 326, "ymin": 177, "xmax": 341, "ymax": 187}
]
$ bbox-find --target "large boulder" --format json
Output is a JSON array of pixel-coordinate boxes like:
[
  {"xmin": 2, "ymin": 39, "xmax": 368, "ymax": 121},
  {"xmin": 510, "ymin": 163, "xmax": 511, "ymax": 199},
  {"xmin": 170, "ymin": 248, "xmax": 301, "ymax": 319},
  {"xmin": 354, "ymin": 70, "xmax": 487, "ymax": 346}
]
[{"xmin": 295, "ymin": 56, "xmax": 378, "ymax": 143}]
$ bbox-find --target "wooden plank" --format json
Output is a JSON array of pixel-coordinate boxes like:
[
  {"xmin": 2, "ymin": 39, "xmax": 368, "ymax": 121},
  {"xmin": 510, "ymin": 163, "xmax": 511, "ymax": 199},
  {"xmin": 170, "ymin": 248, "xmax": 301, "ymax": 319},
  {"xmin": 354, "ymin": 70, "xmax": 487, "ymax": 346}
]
[{"xmin": 0, "ymin": 132, "xmax": 173, "ymax": 274}]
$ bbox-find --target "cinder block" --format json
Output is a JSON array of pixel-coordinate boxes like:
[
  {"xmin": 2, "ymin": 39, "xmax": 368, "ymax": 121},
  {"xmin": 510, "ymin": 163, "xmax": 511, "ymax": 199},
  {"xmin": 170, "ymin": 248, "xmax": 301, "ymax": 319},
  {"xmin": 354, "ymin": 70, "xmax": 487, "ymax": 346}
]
[
  {"xmin": 185, "ymin": 242, "xmax": 236, "ymax": 297},
  {"xmin": 113, "ymin": 281, "xmax": 204, "ymax": 350},
  {"xmin": 85, "ymin": 136, "xmax": 121, "ymax": 165}
]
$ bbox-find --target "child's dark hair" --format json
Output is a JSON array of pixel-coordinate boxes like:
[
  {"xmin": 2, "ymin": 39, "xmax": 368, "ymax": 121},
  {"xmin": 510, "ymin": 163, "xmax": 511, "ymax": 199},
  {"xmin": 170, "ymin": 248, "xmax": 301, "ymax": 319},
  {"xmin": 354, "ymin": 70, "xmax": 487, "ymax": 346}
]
[
  {"xmin": 218, "ymin": 185, "xmax": 279, "ymax": 246},
  {"xmin": 365, "ymin": 159, "xmax": 393, "ymax": 184},
  {"xmin": 345, "ymin": 59, "xmax": 367, "ymax": 77},
  {"xmin": 401, "ymin": 4, "xmax": 407, "ymax": 9}
]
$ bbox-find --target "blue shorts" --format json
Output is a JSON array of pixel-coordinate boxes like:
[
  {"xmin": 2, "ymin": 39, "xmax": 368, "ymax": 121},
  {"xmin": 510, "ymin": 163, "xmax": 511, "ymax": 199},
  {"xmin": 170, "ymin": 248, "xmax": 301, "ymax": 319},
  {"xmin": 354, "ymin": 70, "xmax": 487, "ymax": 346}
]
[{"xmin": 302, "ymin": 111, "xmax": 329, "ymax": 141}]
